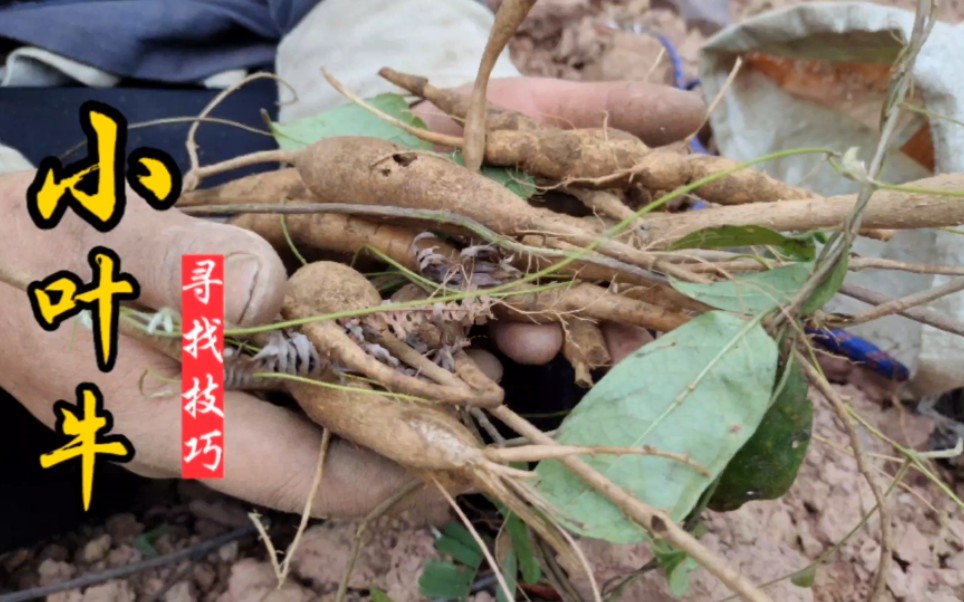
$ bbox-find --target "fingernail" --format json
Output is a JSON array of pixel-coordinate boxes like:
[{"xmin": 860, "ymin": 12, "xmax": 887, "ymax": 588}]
[{"xmin": 224, "ymin": 254, "xmax": 262, "ymax": 325}]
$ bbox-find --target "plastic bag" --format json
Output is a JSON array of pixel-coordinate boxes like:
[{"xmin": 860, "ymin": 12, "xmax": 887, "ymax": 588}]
[{"xmin": 697, "ymin": 1, "xmax": 964, "ymax": 398}]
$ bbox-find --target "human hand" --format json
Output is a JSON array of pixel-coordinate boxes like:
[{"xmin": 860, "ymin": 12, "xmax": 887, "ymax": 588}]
[
  {"xmin": 0, "ymin": 78, "xmax": 702, "ymax": 522},
  {"xmin": 412, "ymin": 77, "xmax": 706, "ymax": 366},
  {"xmin": 0, "ymin": 170, "xmax": 424, "ymax": 519}
]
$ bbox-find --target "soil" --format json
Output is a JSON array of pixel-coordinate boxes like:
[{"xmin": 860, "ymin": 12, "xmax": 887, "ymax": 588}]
[{"xmin": 3, "ymin": 2, "xmax": 964, "ymax": 601}]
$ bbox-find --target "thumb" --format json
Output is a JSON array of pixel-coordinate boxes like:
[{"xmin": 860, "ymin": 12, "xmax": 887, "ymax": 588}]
[
  {"xmin": 2, "ymin": 169, "xmax": 287, "ymax": 326},
  {"xmin": 416, "ymin": 77, "xmax": 706, "ymax": 146},
  {"xmin": 495, "ymin": 78, "xmax": 706, "ymax": 146},
  {"xmin": 116, "ymin": 211, "xmax": 288, "ymax": 326}
]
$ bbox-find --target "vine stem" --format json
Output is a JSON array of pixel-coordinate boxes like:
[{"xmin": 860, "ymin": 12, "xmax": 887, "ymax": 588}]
[
  {"xmin": 836, "ymin": 279, "xmax": 964, "ymax": 337},
  {"xmin": 797, "ymin": 350, "xmax": 893, "ymax": 601},
  {"xmin": 489, "ymin": 405, "xmax": 774, "ymax": 602},
  {"xmin": 462, "ymin": 0, "xmax": 539, "ymax": 171}
]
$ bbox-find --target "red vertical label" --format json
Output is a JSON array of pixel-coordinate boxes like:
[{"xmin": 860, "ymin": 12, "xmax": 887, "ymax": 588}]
[{"xmin": 181, "ymin": 255, "xmax": 225, "ymax": 479}]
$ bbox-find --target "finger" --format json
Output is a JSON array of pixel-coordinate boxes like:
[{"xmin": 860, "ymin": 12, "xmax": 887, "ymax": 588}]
[
  {"xmin": 414, "ymin": 78, "xmax": 706, "ymax": 145},
  {"xmin": 0, "ymin": 281, "xmax": 427, "ymax": 518},
  {"xmin": 489, "ymin": 321, "xmax": 563, "ymax": 365},
  {"xmin": 601, "ymin": 322, "xmax": 654, "ymax": 365},
  {"xmin": 2, "ymin": 170, "xmax": 286, "ymax": 327},
  {"xmin": 204, "ymin": 391, "xmax": 436, "ymax": 519},
  {"xmin": 466, "ymin": 348, "xmax": 504, "ymax": 383}
]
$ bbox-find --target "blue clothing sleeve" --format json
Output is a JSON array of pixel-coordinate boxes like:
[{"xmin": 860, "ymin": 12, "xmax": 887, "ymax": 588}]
[{"xmin": 0, "ymin": 1, "xmax": 321, "ymax": 83}]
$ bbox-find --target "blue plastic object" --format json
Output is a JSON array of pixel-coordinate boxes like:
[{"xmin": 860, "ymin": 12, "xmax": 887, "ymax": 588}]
[{"xmin": 805, "ymin": 328, "xmax": 910, "ymax": 381}]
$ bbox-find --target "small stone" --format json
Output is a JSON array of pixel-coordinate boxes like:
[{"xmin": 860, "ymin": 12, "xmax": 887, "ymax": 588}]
[
  {"xmin": 81, "ymin": 534, "xmax": 112, "ymax": 564},
  {"xmin": 894, "ymin": 523, "xmax": 932, "ymax": 565},
  {"xmin": 47, "ymin": 592, "xmax": 84, "ymax": 602},
  {"xmin": 218, "ymin": 541, "xmax": 239, "ymax": 563},
  {"xmin": 163, "ymin": 581, "xmax": 196, "ymax": 602},
  {"xmin": 194, "ymin": 562, "xmax": 218, "ymax": 591},
  {"xmin": 81, "ymin": 580, "xmax": 136, "ymax": 602},
  {"xmin": 38, "ymin": 559, "xmax": 75, "ymax": 586},
  {"xmin": 946, "ymin": 550, "xmax": 964, "ymax": 571},
  {"xmin": 106, "ymin": 545, "xmax": 142, "ymax": 568},
  {"xmin": 142, "ymin": 576, "xmax": 166, "ymax": 598}
]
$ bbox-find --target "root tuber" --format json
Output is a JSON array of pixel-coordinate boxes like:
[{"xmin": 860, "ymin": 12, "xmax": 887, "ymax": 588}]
[
  {"xmin": 562, "ymin": 318, "xmax": 611, "ymax": 388},
  {"xmin": 177, "ymin": 168, "xmax": 308, "ymax": 207},
  {"xmin": 282, "ymin": 261, "xmax": 503, "ymax": 407}
]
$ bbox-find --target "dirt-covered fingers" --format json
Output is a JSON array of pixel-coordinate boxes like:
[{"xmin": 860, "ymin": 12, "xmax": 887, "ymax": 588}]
[
  {"xmin": 602, "ymin": 322, "xmax": 655, "ymax": 365},
  {"xmin": 489, "ymin": 320, "xmax": 564, "ymax": 365},
  {"xmin": 0, "ymin": 280, "xmax": 427, "ymax": 518},
  {"xmin": 0, "ymin": 169, "xmax": 287, "ymax": 328},
  {"xmin": 411, "ymin": 77, "xmax": 706, "ymax": 145},
  {"xmin": 489, "ymin": 318, "xmax": 655, "ymax": 368}
]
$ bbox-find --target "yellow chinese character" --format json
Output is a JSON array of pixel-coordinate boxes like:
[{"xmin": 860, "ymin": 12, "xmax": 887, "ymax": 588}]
[
  {"xmin": 28, "ymin": 246, "xmax": 139, "ymax": 372},
  {"xmin": 40, "ymin": 383, "xmax": 134, "ymax": 511},
  {"xmin": 26, "ymin": 101, "xmax": 180, "ymax": 232},
  {"xmin": 127, "ymin": 147, "xmax": 181, "ymax": 211}
]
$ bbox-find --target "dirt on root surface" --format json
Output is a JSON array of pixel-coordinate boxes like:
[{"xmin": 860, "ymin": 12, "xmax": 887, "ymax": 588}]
[{"xmin": 4, "ymin": 1, "xmax": 964, "ymax": 601}]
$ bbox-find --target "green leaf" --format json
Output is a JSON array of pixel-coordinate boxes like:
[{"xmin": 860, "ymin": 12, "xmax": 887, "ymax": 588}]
[
  {"xmin": 708, "ymin": 355, "xmax": 813, "ymax": 512},
  {"xmin": 671, "ymin": 262, "xmax": 813, "ymax": 315},
  {"xmin": 801, "ymin": 255, "xmax": 849, "ymax": 314},
  {"xmin": 534, "ymin": 311, "xmax": 778, "ymax": 544},
  {"xmin": 505, "ymin": 512, "xmax": 541, "ymax": 584},
  {"xmin": 370, "ymin": 587, "xmax": 395, "ymax": 602},
  {"xmin": 267, "ymin": 96, "xmax": 538, "ymax": 200},
  {"xmin": 496, "ymin": 550, "xmax": 518, "ymax": 602},
  {"xmin": 791, "ymin": 564, "xmax": 818, "ymax": 588},
  {"xmin": 419, "ymin": 560, "xmax": 476, "ymax": 600},
  {"xmin": 268, "ymin": 93, "xmax": 433, "ymax": 152},
  {"xmin": 669, "ymin": 225, "xmax": 815, "ymax": 260},
  {"xmin": 652, "ymin": 540, "xmax": 698, "ymax": 597},
  {"xmin": 442, "ymin": 522, "xmax": 483, "ymax": 555},
  {"xmin": 435, "ymin": 522, "xmax": 484, "ymax": 569},
  {"xmin": 667, "ymin": 556, "xmax": 699, "ymax": 597},
  {"xmin": 449, "ymin": 151, "xmax": 536, "ymax": 199}
]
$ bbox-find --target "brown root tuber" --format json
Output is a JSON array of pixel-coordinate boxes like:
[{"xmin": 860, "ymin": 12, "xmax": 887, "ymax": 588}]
[
  {"xmin": 497, "ymin": 281, "xmax": 692, "ymax": 333},
  {"xmin": 228, "ymin": 209, "xmax": 441, "ymax": 272},
  {"xmin": 283, "ymin": 262, "xmax": 588, "ymax": 575},
  {"xmin": 562, "ymin": 318, "xmax": 611, "ymax": 388},
  {"xmin": 291, "ymin": 136, "xmax": 593, "ymax": 238},
  {"xmin": 177, "ymin": 167, "xmax": 308, "ymax": 207},
  {"xmin": 282, "ymin": 261, "xmax": 503, "ymax": 407},
  {"xmin": 640, "ymin": 173, "xmax": 964, "ymax": 244}
]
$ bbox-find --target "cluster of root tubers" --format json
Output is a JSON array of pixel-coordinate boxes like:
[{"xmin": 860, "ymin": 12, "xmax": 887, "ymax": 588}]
[{"xmin": 169, "ymin": 65, "xmax": 964, "ymax": 600}]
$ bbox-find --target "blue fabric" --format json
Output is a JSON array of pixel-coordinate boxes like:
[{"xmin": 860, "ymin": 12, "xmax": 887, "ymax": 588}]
[
  {"xmin": 0, "ymin": 81, "xmax": 282, "ymax": 188},
  {"xmin": 0, "ymin": 0, "xmax": 321, "ymax": 83}
]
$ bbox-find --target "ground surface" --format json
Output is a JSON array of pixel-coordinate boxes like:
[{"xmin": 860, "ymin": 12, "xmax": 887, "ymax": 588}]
[{"xmin": 3, "ymin": 1, "xmax": 964, "ymax": 601}]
